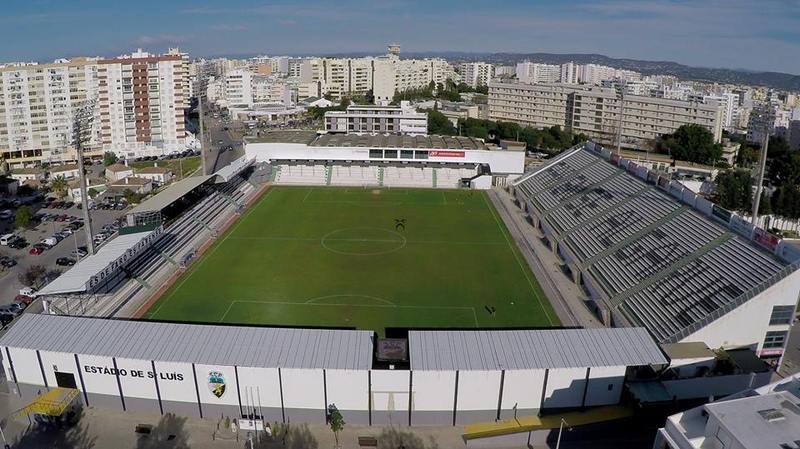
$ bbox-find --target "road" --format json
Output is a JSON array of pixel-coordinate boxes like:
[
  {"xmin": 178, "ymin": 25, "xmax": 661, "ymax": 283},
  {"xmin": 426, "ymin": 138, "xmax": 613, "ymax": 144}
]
[{"xmin": 200, "ymin": 113, "xmax": 245, "ymax": 174}]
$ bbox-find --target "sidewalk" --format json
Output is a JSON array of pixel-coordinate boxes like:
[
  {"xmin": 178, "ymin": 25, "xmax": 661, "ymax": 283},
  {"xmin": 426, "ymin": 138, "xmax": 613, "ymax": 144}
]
[
  {"xmin": 488, "ymin": 188, "xmax": 601, "ymax": 328},
  {"xmin": 0, "ymin": 393, "xmax": 471, "ymax": 449}
]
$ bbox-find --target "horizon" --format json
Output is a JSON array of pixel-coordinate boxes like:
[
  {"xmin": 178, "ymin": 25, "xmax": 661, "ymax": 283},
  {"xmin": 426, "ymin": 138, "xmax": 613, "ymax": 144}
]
[{"xmin": 0, "ymin": 0, "xmax": 798, "ymax": 76}]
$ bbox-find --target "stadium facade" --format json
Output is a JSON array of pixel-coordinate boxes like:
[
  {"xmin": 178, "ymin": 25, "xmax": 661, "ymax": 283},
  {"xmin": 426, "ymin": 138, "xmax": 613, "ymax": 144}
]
[
  {"xmin": 0, "ymin": 314, "xmax": 666, "ymax": 426},
  {"xmin": 511, "ymin": 142, "xmax": 800, "ymax": 362},
  {"xmin": 244, "ymin": 131, "xmax": 525, "ymax": 189}
]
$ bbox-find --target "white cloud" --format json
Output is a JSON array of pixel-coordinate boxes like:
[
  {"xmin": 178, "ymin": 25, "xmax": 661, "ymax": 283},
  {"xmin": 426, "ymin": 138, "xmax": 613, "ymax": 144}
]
[{"xmin": 135, "ymin": 34, "xmax": 191, "ymax": 46}]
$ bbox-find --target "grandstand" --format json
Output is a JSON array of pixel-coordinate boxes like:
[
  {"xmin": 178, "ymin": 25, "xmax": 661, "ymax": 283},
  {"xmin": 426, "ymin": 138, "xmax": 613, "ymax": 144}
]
[
  {"xmin": 511, "ymin": 143, "xmax": 800, "ymax": 361},
  {"xmin": 244, "ymin": 131, "xmax": 524, "ymax": 189}
]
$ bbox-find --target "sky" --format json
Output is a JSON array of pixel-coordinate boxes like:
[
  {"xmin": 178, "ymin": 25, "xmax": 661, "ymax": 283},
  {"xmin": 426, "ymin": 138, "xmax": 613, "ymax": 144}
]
[{"xmin": 1, "ymin": 0, "xmax": 799, "ymax": 74}]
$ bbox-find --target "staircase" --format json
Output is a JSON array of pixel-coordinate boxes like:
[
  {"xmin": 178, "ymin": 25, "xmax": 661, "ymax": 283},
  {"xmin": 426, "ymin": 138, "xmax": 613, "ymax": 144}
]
[
  {"xmin": 378, "ymin": 167, "xmax": 384, "ymax": 187},
  {"xmin": 325, "ymin": 166, "xmax": 333, "ymax": 185},
  {"xmin": 432, "ymin": 168, "xmax": 438, "ymax": 188},
  {"xmin": 270, "ymin": 165, "xmax": 281, "ymax": 182}
]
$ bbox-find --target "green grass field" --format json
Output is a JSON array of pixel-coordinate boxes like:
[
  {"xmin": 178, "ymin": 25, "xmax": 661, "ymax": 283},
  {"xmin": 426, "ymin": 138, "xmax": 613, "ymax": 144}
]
[{"xmin": 144, "ymin": 186, "xmax": 558, "ymax": 333}]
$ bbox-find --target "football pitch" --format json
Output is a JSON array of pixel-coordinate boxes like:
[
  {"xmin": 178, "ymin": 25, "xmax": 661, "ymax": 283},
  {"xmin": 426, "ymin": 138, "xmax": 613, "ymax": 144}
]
[{"xmin": 144, "ymin": 186, "xmax": 559, "ymax": 333}]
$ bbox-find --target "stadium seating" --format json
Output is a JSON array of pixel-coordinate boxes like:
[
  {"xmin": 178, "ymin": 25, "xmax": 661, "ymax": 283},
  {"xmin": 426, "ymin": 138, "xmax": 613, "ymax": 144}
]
[
  {"xmin": 382, "ymin": 166, "xmax": 434, "ymax": 188},
  {"xmin": 435, "ymin": 167, "xmax": 476, "ymax": 189},
  {"xmin": 274, "ymin": 164, "xmax": 328, "ymax": 185},
  {"xmin": 329, "ymin": 165, "xmax": 380, "ymax": 186},
  {"xmin": 511, "ymin": 145, "xmax": 795, "ymax": 344}
]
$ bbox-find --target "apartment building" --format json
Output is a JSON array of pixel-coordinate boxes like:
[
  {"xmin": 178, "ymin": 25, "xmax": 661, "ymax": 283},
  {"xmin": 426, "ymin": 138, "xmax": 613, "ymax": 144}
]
[
  {"xmin": 0, "ymin": 58, "xmax": 100, "ymax": 167},
  {"xmin": 222, "ymin": 68, "xmax": 253, "ymax": 108},
  {"xmin": 489, "ymin": 81, "xmax": 723, "ymax": 148},
  {"xmin": 296, "ymin": 46, "xmax": 455, "ymax": 103},
  {"xmin": 515, "ymin": 62, "xmax": 560, "ymax": 84},
  {"xmin": 325, "ymin": 101, "xmax": 427, "ymax": 135},
  {"xmin": 459, "ymin": 62, "xmax": 495, "ymax": 88},
  {"xmin": 97, "ymin": 49, "xmax": 188, "ymax": 159}
]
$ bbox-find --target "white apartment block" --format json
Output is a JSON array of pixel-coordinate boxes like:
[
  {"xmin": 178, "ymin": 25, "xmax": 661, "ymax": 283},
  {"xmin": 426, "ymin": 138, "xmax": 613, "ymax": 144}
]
[
  {"xmin": 515, "ymin": 62, "xmax": 561, "ymax": 84},
  {"xmin": 0, "ymin": 58, "xmax": 100, "ymax": 168},
  {"xmin": 97, "ymin": 49, "xmax": 188, "ymax": 159},
  {"xmin": 489, "ymin": 81, "xmax": 723, "ymax": 148},
  {"xmin": 459, "ymin": 62, "xmax": 495, "ymax": 88},
  {"xmin": 325, "ymin": 101, "xmax": 427, "ymax": 135},
  {"xmin": 222, "ymin": 68, "xmax": 253, "ymax": 108}
]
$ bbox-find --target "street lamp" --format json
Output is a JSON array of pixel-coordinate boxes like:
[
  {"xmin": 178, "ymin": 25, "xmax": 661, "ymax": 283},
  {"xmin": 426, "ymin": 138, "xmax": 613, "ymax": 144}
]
[{"xmin": 555, "ymin": 417, "xmax": 571, "ymax": 449}]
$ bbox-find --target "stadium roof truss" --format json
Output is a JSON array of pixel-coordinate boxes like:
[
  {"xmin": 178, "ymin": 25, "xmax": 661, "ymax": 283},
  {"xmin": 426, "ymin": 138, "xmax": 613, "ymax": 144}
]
[{"xmin": 512, "ymin": 146, "xmax": 797, "ymax": 343}]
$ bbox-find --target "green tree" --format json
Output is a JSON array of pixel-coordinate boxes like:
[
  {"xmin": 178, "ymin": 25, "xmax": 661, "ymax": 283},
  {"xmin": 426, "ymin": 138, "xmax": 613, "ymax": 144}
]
[
  {"xmin": 424, "ymin": 109, "xmax": 457, "ymax": 135},
  {"xmin": 714, "ymin": 170, "xmax": 753, "ymax": 212},
  {"xmin": 656, "ymin": 124, "xmax": 723, "ymax": 165},
  {"xmin": 103, "ymin": 151, "xmax": 118, "ymax": 166},
  {"xmin": 14, "ymin": 205, "xmax": 32, "ymax": 230},
  {"xmin": 88, "ymin": 187, "xmax": 100, "ymax": 199},
  {"xmin": 50, "ymin": 175, "xmax": 69, "ymax": 198},
  {"xmin": 772, "ymin": 185, "xmax": 800, "ymax": 219},
  {"xmin": 758, "ymin": 191, "xmax": 772, "ymax": 215},
  {"xmin": 122, "ymin": 189, "xmax": 144, "ymax": 205},
  {"xmin": 327, "ymin": 404, "xmax": 345, "ymax": 447}
]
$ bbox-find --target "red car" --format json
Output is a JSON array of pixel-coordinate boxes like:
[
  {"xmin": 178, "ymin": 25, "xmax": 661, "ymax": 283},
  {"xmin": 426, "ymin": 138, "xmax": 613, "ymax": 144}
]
[
  {"xmin": 29, "ymin": 246, "xmax": 43, "ymax": 255},
  {"xmin": 14, "ymin": 295, "xmax": 33, "ymax": 305}
]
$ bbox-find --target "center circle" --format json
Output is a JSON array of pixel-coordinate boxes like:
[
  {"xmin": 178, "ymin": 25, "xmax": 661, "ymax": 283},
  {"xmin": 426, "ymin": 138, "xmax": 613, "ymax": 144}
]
[{"xmin": 321, "ymin": 227, "xmax": 407, "ymax": 256}]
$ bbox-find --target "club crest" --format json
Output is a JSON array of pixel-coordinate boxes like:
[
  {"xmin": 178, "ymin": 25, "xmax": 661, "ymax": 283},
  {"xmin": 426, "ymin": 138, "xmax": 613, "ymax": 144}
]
[{"xmin": 208, "ymin": 371, "xmax": 226, "ymax": 398}]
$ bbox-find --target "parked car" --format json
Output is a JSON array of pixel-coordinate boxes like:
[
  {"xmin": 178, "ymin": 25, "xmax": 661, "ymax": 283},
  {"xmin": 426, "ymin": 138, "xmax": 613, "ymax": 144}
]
[
  {"xmin": 71, "ymin": 248, "xmax": 88, "ymax": 258},
  {"xmin": 0, "ymin": 313, "xmax": 13, "ymax": 326},
  {"xmin": 56, "ymin": 257, "xmax": 76, "ymax": 267},
  {"xmin": 0, "ymin": 256, "xmax": 17, "ymax": 268},
  {"xmin": 0, "ymin": 304, "xmax": 24, "ymax": 316},
  {"xmin": 0, "ymin": 234, "xmax": 16, "ymax": 246},
  {"xmin": 60, "ymin": 228, "xmax": 73, "ymax": 236},
  {"xmin": 8, "ymin": 237, "xmax": 25, "ymax": 248},
  {"xmin": 29, "ymin": 246, "xmax": 44, "ymax": 255},
  {"xmin": 0, "ymin": 210, "xmax": 12, "ymax": 220},
  {"xmin": 14, "ymin": 295, "xmax": 33, "ymax": 305}
]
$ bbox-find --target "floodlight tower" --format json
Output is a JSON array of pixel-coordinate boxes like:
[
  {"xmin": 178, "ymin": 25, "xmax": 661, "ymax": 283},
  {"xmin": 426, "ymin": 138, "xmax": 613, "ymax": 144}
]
[{"xmin": 72, "ymin": 102, "xmax": 97, "ymax": 255}]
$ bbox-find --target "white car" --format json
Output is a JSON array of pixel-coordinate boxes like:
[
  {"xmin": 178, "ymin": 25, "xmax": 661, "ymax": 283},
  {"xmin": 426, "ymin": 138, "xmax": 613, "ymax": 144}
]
[{"xmin": 0, "ymin": 210, "xmax": 12, "ymax": 220}]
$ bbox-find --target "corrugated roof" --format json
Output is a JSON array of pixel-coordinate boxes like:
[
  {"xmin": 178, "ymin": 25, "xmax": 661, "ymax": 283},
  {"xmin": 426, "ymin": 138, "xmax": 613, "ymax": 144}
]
[
  {"xmin": 127, "ymin": 175, "xmax": 214, "ymax": 215},
  {"xmin": 36, "ymin": 230, "xmax": 157, "ymax": 295},
  {"xmin": 0, "ymin": 314, "xmax": 374, "ymax": 370},
  {"xmin": 213, "ymin": 155, "xmax": 255, "ymax": 182},
  {"xmin": 409, "ymin": 328, "xmax": 666, "ymax": 371}
]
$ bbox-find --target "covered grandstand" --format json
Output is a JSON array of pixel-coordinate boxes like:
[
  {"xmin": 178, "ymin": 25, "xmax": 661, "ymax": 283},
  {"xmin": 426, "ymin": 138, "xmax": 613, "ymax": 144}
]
[
  {"xmin": 511, "ymin": 143, "xmax": 800, "ymax": 361},
  {"xmin": 244, "ymin": 131, "xmax": 522, "ymax": 189}
]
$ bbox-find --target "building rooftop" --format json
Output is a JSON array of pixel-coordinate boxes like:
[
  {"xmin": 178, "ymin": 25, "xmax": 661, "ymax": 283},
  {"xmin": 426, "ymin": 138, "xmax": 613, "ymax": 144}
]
[
  {"xmin": 661, "ymin": 342, "xmax": 715, "ymax": 360},
  {"xmin": 0, "ymin": 314, "xmax": 373, "ymax": 371},
  {"xmin": 409, "ymin": 327, "xmax": 666, "ymax": 371},
  {"xmin": 704, "ymin": 392, "xmax": 800, "ymax": 449},
  {"xmin": 105, "ymin": 163, "xmax": 133, "ymax": 173},
  {"xmin": 513, "ymin": 145, "xmax": 795, "ymax": 343},
  {"xmin": 127, "ymin": 175, "xmax": 214, "ymax": 215},
  {"xmin": 111, "ymin": 176, "xmax": 152, "ymax": 186},
  {"xmin": 10, "ymin": 167, "xmax": 43, "ymax": 175},
  {"xmin": 245, "ymin": 131, "xmax": 519, "ymax": 152}
]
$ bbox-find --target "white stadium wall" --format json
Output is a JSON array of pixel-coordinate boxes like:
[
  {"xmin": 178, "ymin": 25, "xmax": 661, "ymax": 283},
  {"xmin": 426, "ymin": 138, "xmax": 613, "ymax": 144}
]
[
  {"xmin": 370, "ymin": 370, "xmax": 410, "ymax": 426},
  {"xmin": 455, "ymin": 370, "xmax": 502, "ymax": 424},
  {"xmin": 115, "ymin": 357, "xmax": 162, "ymax": 414},
  {"xmin": 682, "ymin": 268, "xmax": 800, "ymax": 355},
  {"xmin": 236, "ymin": 367, "xmax": 283, "ymax": 422},
  {"xmin": 326, "ymin": 369, "xmax": 369, "ymax": 424},
  {"xmin": 281, "ymin": 368, "xmax": 326, "ymax": 423},
  {"xmin": 498, "ymin": 369, "xmax": 546, "ymax": 420},
  {"xmin": 153, "ymin": 361, "xmax": 201, "ymax": 417},
  {"xmin": 543, "ymin": 367, "xmax": 588, "ymax": 409},
  {"xmin": 410, "ymin": 370, "xmax": 456, "ymax": 425},
  {"xmin": 245, "ymin": 143, "xmax": 525, "ymax": 176},
  {"xmin": 585, "ymin": 366, "xmax": 626, "ymax": 407}
]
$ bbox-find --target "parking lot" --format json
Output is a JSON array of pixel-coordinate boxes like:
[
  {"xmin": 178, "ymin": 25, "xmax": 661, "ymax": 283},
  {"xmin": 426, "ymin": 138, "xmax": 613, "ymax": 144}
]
[{"xmin": 0, "ymin": 200, "xmax": 128, "ymax": 313}]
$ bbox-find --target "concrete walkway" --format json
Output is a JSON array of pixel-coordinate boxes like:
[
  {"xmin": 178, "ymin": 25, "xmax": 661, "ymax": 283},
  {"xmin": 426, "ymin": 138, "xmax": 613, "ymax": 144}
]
[{"xmin": 487, "ymin": 188, "xmax": 601, "ymax": 328}]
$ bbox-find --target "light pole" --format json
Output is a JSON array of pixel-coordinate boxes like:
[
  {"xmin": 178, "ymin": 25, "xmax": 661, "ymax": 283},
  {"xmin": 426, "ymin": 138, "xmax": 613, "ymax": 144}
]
[
  {"xmin": 751, "ymin": 106, "xmax": 772, "ymax": 226},
  {"xmin": 555, "ymin": 417, "xmax": 570, "ymax": 449},
  {"xmin": 72, "ymin": 102, "xmax": 97, "ymax": 255},
  {"xmin": 615, "ymin": 81, "xmax": 626, "ymax": 155}
]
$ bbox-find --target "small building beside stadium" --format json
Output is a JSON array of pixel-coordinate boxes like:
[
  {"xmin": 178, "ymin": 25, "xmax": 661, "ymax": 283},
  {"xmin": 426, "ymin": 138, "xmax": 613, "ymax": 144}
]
[
  {"xmin": 0, "ymin": 314, "xmax": 667, "ymax": 426},
  {"xmin": 244, "ymin": 131, "xmax": 526, "ymax": 189}
]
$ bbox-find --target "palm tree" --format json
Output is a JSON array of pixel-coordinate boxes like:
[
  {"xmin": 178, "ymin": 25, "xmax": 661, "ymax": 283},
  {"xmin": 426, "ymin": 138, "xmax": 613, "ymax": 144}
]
[{"xmin": 50, "ymin": 175, "xmax": 69, "ymax": 198}]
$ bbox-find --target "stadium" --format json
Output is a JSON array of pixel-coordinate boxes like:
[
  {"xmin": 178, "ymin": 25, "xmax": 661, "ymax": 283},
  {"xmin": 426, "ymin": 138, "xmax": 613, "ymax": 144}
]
[{"xmin": 1, "ymin": 134, "xmax": 798, "ymax": 428}]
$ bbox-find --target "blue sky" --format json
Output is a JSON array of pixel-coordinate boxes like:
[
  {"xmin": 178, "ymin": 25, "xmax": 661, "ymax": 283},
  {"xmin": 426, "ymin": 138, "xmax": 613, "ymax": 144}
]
[{"xmin": 1, "ymin": 0, "xmax": 799, "ymax": 74}]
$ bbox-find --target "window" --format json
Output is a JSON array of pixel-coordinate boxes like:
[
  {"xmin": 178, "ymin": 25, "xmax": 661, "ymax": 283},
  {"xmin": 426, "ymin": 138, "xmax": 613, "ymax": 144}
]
[
  {"xmin": 369, "ymin": 149, "xmax": 383, "ymax": 158},
  {"xmin": 414, "ymin": 151, "xmax": 428, "ymax": 160},
  {"xmin": 384, "ymin": 150, "xmax": 397, "ymax": 159},
  {"xmin": 607, "ymin": 384, "xmax": 613, "ymax": 391},
  {"xmin": 769, "ymin": 305, "xmax": 795, "ymax": 326},
  {"xmin": 400, "ymin": 150, "xmax": 413, "ymax": 159},
  {"xmin": 763, "ymin": 330, "xmax": 788, "ymax": 349}
]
